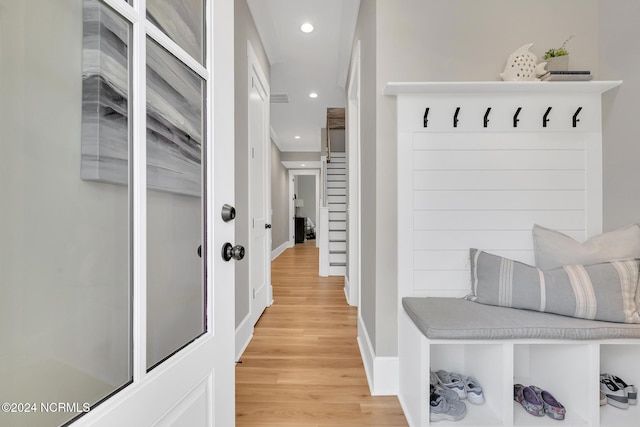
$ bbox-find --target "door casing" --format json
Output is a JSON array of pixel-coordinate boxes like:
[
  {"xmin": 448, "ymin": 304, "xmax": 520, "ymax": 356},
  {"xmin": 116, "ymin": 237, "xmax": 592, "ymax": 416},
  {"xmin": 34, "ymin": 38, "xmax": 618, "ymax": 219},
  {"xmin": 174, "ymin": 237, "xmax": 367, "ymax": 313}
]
[
  {"xmin": 236, "ymin": 40, "xmax": 272, "ymax": 360},
  {"xmin": 346, "ymin": 40, "xmax": 361, "ymax": 307}
]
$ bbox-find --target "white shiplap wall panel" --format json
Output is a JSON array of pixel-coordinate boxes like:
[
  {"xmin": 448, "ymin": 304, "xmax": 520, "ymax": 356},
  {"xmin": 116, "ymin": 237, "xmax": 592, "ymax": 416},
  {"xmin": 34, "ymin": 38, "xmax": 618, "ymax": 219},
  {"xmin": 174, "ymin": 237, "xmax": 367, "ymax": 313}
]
[
  {"xmin": 413, "ymin": 210, "xmax": 586, "ymax": 231},
  {"xmin": 413, "ymin": 230, "xmax": 535, "ymax": 251},
  {"xmin": 413, "ymin": 250, "xmax": 469, "ymax": 270},
  {"xmin": 413, "ymin": 250, "xmax": 536, "ymax": 271},
  {"xmin": 413, "ymin": 271, "xmax": 471, "ymax": 295},
  {"xmin": 412, "ymin": 150, "xmax": 585, "ymax": 171},
  {"xmin": 413, "ymin": 170, "xmax": 586, "ymax": 191},
  {"xmin": 391, "ymin": 82, "xmax": 620, "ymax": 299},
  {"xmin": 413, "ymin": 190, "xmax": 586, "ymax": 211},
  {"xmin": 413, "ymin": 132, "xmax": 586, "ymax": 151}
]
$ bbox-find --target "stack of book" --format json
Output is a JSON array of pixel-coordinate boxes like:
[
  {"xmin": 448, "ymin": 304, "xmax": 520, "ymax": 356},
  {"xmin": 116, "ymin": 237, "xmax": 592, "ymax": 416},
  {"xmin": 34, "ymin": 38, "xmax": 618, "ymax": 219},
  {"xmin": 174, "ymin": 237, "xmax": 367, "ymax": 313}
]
[{"xmin": 541, "ymin": 71, "xmax": 593, "ymax": 81}]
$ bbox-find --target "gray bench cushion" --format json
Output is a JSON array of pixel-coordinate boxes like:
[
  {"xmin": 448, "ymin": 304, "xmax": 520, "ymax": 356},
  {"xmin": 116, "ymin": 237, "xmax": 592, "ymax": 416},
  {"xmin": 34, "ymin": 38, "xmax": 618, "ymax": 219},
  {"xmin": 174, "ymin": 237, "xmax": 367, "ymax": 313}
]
[{"xmin": 403, "ymin": 297, "xmax": 640, "ymax": 340}]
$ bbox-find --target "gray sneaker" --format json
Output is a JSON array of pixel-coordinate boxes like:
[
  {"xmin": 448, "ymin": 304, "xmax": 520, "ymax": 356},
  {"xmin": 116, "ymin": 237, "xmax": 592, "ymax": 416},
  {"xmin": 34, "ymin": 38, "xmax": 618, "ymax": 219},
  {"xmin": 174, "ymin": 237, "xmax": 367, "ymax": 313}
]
[
  {"xmin": 435, "ymin": 369, "xmax": 467, "ymax": 399},
  {"xmin": 430, "ymin": 379, "xmax": 460, "ymax": 402},
  {"xmin": 430, "ymin": 392, "xmax": 467, "ymax": 422}
]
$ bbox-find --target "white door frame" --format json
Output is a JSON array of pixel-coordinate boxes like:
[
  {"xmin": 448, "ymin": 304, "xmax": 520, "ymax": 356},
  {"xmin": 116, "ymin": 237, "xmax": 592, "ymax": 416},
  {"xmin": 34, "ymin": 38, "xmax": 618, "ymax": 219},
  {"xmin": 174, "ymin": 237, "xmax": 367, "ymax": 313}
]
[
  {"xmin": 73, "ymin": 0, "xmax": 235, "ymax": 425},
  {"xmin": 288, "ymin": 169, "xmax": 321, "ymax": 248},
  {"xmin": 346, "ymin": 41, "xmax": 361, "ymax": 307}
]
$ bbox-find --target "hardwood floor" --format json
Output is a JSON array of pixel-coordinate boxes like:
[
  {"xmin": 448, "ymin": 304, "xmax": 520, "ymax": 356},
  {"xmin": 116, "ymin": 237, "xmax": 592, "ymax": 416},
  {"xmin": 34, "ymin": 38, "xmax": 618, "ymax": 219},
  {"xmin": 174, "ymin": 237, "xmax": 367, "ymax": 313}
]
[{"xmin": 236, "ymin": 240, "xmax": 408, "ymax": 426}]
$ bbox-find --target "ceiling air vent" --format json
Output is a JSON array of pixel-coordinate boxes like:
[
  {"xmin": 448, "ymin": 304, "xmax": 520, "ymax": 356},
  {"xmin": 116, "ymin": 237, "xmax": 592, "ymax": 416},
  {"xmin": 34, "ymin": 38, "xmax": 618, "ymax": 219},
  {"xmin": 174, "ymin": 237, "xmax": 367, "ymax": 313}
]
[{"xmin": 271, "ymin": 93, "xmax": 289, "ymax": 104}]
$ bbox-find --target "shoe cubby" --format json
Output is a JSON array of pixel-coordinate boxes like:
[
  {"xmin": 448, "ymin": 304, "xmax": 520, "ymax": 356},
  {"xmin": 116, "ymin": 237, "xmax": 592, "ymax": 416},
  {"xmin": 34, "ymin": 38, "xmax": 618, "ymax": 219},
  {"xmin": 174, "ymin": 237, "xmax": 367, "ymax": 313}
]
[
  {"xmin": 430, "ymin": 343, "xmax": 506, "ymax": 426},
  {"xmin": 398, "ymin": 310, "xmax": 640, "ymax": 427},
  {"xmin": 599, "ymin": 343, "xmax": 640, "ymax": 427},
  {"xmin": 513, "ymin": 343, "xmax": 594, "ymax": 427}
]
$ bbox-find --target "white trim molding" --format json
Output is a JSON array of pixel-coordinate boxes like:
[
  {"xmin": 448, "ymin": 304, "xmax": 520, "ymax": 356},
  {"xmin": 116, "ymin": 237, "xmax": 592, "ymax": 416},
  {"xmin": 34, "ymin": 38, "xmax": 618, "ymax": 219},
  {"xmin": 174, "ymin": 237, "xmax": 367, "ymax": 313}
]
[
  {"xmin": 271, "ymin": 240, "xmax": 291, "ymax": 261},
  {"xmin": 357, "ymin": 315, "xmax": 399, "ymax": 396},
  {"xmin": 235, "ymin": 314, "xmax": 254, "ymax": 362},
  {"xmin": 344, "ymin": 276, "xmax": 352, "ymax": 305}
]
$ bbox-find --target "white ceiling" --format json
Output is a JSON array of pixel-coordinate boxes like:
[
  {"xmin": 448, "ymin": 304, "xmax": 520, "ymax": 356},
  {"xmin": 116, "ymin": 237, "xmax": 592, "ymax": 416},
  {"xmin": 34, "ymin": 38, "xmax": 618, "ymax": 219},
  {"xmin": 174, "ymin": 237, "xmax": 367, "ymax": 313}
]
[{"xmin": 247, "ymin": 0, "xmax": 360, "ymax": 153}]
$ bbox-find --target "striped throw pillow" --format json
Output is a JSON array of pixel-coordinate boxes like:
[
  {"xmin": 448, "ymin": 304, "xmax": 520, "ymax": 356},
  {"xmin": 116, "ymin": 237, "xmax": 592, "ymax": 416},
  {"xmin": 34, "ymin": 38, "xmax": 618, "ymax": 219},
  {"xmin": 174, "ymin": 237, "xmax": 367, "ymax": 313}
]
[{"xmin": 470, "ymin": 249, "xmax": 640, "ymax": 324}]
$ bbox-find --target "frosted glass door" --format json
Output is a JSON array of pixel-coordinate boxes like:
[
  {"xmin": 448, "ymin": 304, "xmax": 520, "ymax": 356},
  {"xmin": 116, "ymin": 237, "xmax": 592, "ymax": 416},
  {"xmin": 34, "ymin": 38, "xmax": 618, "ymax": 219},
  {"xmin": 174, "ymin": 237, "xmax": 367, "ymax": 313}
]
[
  {"xmin": 145, "ymin": 37, "xmax": 206, "ymax": 370},
  {"xmin": 0, "ymin": 1, "xmax": 132, "ymax": 426}
]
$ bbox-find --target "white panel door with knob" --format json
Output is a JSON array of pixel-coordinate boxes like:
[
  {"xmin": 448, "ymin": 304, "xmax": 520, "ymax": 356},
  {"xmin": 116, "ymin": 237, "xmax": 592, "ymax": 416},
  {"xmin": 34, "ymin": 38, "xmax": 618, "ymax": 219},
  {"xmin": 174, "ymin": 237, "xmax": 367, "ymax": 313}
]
[{"xmin": 248, "ymin": 42, "xmax": 272, "ymax": 328}]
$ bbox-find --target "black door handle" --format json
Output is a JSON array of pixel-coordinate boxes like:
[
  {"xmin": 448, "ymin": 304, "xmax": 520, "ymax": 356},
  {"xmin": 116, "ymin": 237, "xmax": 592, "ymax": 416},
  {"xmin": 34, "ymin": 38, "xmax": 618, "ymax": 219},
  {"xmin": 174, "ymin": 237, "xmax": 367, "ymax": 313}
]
[
  {"xmin": 265, "ymin": 224, "xmax": 272, "ymax": 229},
  {"xmin": 222, "ymin": 243, "xmax": 245, "ymax": 261}
]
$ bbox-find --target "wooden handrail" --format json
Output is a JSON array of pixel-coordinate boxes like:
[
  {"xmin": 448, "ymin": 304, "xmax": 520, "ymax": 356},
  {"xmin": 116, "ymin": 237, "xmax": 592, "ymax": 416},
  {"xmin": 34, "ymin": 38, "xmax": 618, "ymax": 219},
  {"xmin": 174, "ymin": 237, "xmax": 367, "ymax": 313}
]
[{"xmin": 326, "ymin": 107, "xmax": 345, "ymax": 163}]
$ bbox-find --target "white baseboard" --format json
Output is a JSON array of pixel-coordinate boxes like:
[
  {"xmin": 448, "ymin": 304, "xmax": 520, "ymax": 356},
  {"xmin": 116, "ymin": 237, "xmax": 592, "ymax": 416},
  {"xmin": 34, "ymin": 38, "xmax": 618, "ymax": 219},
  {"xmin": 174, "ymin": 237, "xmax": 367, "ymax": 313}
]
[
  {"xmin": 235, "ymin": 314, "xmax": 254, "ymax": 361},
  {"xmin": 357, "ymin": 315, "xmax": 399, "ymax": 396},
  {"xmin": 344, "ymin": 276, "xmax": 357, "ymax": 306},
  {"xmin": 271, "ymin": 240, "xmax": 290, "ymax": 261},
  {"xmin": 374, "ymin": 356, "xmax": 399, "ymax": 395},
  {"xmin": 357, "ymin": 315, "xmax": 375, "ymax": 394},
  {"xmin": 344, "ymin": 276, "xmax": 351, "ymax": 305}
]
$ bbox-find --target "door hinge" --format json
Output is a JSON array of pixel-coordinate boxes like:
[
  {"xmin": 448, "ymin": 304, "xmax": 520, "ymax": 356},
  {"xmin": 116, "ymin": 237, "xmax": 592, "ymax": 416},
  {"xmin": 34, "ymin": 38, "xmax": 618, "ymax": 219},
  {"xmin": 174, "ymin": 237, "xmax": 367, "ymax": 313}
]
[{"xmin": 252, "ymin": 288, "xmax": 256, "ymax": 299}]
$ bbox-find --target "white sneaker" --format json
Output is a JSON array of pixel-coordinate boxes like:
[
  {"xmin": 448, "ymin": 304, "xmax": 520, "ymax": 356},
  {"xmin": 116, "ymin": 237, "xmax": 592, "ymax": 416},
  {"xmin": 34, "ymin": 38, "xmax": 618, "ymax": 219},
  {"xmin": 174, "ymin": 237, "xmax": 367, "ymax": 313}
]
[
  {"xmin": 464, "ymin": 376, "xmax": 485, "ymax": 405},
  {"xmin": 600, "ymin": 374, "xmax": 629, "ymax": 409},
  {"xmin": 605, "ymin": 374, "xmax": 637, "ymax": 405}
]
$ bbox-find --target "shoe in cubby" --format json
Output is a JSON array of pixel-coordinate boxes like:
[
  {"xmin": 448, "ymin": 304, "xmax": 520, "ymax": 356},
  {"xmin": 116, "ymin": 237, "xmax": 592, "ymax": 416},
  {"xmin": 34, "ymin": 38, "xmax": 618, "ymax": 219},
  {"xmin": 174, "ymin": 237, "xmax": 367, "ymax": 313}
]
[{"xmin": 600, "ymin": 374, "xmax": 629, "ymax": 409}]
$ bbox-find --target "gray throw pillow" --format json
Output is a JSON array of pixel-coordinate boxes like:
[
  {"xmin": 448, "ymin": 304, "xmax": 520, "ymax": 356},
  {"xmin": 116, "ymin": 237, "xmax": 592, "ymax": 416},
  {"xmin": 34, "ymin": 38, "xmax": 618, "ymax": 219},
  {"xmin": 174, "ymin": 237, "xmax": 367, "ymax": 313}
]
[
  {"xmin": 470, "ymin": 249, "xmax": 640, "ymax": 324},
  {"xmin": 532, "ymin": 223, "xmax": 640, "ymax": 270}
]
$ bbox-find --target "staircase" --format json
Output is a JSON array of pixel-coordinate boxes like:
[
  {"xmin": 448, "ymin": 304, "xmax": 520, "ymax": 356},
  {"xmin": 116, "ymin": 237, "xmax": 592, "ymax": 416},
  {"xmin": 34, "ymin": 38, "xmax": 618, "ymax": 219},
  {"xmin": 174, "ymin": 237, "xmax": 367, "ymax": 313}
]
[{"xmin": 326, "ymin": 152, "xmax": 346, "ymax": 276}]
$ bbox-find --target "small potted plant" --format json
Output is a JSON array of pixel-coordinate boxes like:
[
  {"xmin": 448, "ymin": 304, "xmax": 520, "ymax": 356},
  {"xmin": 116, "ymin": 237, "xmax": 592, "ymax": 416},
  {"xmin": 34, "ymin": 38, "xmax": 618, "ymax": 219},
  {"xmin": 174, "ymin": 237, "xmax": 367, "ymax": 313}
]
[{"xmin": 544, "ymin": 36, "xmax": 573, "ymax": 71}]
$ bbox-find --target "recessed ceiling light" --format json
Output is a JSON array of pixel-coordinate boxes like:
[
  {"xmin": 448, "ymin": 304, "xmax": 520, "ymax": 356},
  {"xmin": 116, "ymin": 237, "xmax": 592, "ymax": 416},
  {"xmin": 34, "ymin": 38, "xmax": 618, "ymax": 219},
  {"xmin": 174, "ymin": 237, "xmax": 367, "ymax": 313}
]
[
  {"xmin": 300, "ymin": 22, "xmax": 314, "ymax": 33},
  {"xmin": 301, "ymin": 163, "xmax": 306, "ymax": 167},
  {"xmin": 294, "ymin": 135, "xmax": 301, "ymax": 139},
  {"xmin": 309, "ymin": 92, "xmax": 318, "ymax": 99}
]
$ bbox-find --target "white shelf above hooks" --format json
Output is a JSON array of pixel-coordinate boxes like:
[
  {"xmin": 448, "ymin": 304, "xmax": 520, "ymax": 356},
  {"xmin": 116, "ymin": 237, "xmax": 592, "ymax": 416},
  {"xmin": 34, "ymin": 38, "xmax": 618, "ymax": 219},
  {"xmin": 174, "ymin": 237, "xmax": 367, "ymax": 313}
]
[{"xmin": 384, "ymin": 80, "xmax": 622, "ymax": 95}]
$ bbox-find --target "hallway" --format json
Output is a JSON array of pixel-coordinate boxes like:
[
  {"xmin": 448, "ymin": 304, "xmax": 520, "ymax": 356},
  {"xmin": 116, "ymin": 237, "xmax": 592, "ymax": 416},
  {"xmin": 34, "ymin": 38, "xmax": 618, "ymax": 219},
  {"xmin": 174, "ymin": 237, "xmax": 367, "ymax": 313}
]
[{"xmin": 235, "ymin": 240, "xmax": 408, "ymax": 426}]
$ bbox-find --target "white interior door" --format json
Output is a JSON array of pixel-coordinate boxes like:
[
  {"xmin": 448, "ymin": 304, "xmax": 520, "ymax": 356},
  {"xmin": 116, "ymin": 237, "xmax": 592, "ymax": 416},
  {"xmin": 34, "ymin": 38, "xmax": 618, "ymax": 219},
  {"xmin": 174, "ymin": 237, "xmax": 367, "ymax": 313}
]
[
  {"xmin": 73, "ymin": 0, "xmax": 236, "ymax": 425},
  {"xmin": 248, "ymin": 42, "xmax": 272, "ymax": 326}
]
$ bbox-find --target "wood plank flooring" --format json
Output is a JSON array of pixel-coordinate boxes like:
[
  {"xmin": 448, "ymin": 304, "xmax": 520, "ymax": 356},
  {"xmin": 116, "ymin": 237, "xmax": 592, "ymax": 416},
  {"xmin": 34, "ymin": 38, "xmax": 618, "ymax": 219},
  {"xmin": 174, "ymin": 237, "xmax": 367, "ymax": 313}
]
[{"xmin": 236, "ymin": 240, "xmax": 408, "ymax": 426}]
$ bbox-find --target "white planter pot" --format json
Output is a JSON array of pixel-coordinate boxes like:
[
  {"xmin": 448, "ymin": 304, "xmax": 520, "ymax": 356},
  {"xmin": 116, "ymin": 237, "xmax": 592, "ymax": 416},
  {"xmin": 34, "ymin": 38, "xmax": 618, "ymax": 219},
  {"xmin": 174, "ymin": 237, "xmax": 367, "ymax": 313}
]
[{"xmin": 545, "ymin": 55, "xmax": 569, "ymax": 71}]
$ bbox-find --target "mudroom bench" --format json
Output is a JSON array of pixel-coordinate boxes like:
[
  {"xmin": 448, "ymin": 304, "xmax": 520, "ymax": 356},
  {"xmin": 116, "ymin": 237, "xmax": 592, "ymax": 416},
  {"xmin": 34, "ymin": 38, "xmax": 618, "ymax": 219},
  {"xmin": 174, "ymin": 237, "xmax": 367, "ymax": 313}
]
[
  {"xmin": 399, "ymin": 297, "xmax": 640, "ymax": 427},
  {"xmin": 385, "ymin": 81, "xmax": 633, "ymax": 426}
]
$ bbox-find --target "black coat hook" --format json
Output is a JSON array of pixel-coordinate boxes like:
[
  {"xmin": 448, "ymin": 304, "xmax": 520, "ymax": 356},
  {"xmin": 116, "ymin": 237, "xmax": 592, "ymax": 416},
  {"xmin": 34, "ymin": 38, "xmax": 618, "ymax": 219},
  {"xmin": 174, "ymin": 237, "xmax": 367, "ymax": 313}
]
[
  {"xmin": 423, "ymin": 107, "xmax": 429, "ymax": 128},
  {"xmin": 453, "ymin": 107, "xmax": 460, "ymax": 128},
  {"xmin": 573, "ymin": 107, "xmax": 583, "ymax": 128},
  {"xmin": 543, "ymin": 107, "xmax": 552, "ymax": 128},
  {"xmin": 483, "ymin": 107, "xmax": 492, "ymax": 128},
  {"xmin": 513, "ymin": 107, "xmax": 522, "ymax": 128}
]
